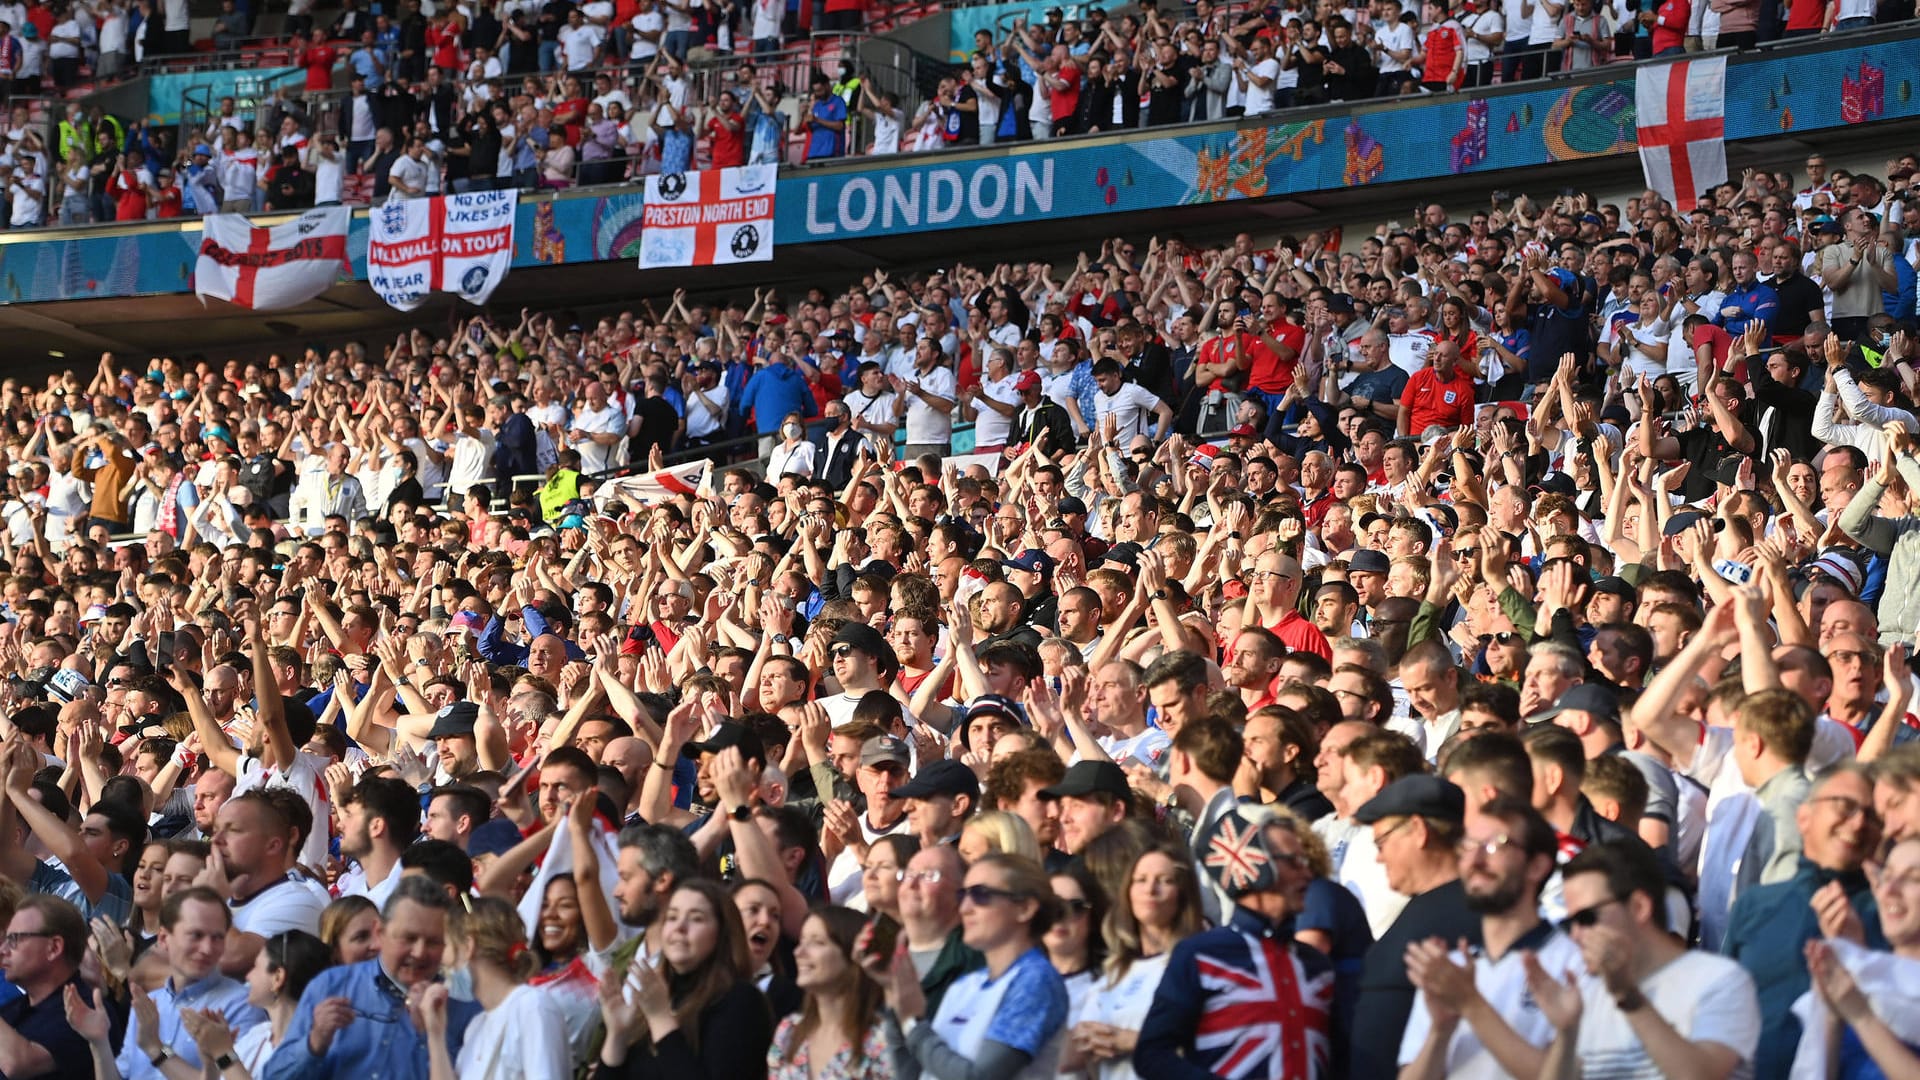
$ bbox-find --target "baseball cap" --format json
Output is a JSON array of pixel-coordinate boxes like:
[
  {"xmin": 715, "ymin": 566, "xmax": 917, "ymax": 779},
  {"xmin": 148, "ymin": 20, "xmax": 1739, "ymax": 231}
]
[
  {"xmin": 426, "ymin": 701, "xmax": 480, "ymax": 740},
  {"xmin": 679, "ymin": 722, "xmax": 767, "ymax": 765},
  {"xmin": 1057, "ymin": 496, "xmax": 1088, "ymax": 516},
  {"xmin": 1590, "ymin": 576, "xmax": 1638, "ymax": 603},
  {"xmin": 1014, "ymin": 371, "xmax": 1042, "ymax": 391},
  {"xmin": 1352, "ymin": 774, "xmax": 1466, "ymax": 825},
  {"xmin": 1529, "ymin": 473, "xmax": 1577, "ymax": 497},
  {"xmin": 860, "ymin": 735, "xmax": 910, "ymax": 769},
  {"xmin": 1227, "ymin": 424, "xmax": 1256, "ymax": 439},
  {"xmin": 832, "ymin": 623, "xmax": 894, "ymax": 670},
  {"xmin": 1542, "ymin": 682, "xmax": 1621, "ymax": 724},
  {"xmin": 1662, "ymin": 510, "xmax": 1707, "ymax": 536},
  {"xmin": 1002, "ymin": 549, "xmax": 1055, "ymax": 576},
  {"xmin": 1348, "ymin": 549, "xmax": 1391, "ymax": 575},
  {"xmin": 1039, "ymin": 760, "xmax": 1132, "ymax": 801},
  {"xmin": 889, "ymin": 759, "xmax": 981, "ymax": 802}
]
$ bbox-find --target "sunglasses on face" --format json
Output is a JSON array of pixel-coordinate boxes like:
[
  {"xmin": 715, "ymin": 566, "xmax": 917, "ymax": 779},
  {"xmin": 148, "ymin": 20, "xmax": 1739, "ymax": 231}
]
[
  {"xmin": 1478, "ymin": 632, "xmax": 1520, "ymax": 646},
  {"xmin": 957, "ymin": 884, "xmax": 1025, "ymax": 907},
  {"xmin": 1558, "ymin": 897, "xmax": 1621, "ymax": 932}
]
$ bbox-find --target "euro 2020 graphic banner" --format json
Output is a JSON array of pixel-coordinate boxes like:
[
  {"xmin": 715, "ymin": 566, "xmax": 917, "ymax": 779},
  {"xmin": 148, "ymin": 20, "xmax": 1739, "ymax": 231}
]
[
  {"xmin": 367, "ymin": 190, "xmax": 518, "ymax": 311},
  {"xmin": 639, "ymin": 164, "xmax": 776, "ymax": 270}
]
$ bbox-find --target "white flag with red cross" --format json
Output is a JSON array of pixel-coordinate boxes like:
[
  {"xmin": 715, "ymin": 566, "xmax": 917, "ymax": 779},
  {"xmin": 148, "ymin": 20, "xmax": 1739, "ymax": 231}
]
[
  {"xmin": 1635, "ymin": 58, "xmax": 1727, "ymax": 213},
  {"xmin": 193, "ymin": 206, "xmax": 350, "ymax": 310},
  {"xmin": 594, "ymin": 459, "xmax": 712, "ymax": 506},
  {"xmin": 639, "ymin": 164, "xmax": 777, "ymax": 269}
]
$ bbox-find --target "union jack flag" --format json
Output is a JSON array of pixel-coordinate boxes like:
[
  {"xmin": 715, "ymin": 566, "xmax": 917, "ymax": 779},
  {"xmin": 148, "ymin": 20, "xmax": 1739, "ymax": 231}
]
[
  {"xmin": 1193, "ymin": 932, "xmax": 1333, "ymax": 1079},
  {"xmin": 1202, "ymin": 814, "xmax": 1274, "ymax": 897}
]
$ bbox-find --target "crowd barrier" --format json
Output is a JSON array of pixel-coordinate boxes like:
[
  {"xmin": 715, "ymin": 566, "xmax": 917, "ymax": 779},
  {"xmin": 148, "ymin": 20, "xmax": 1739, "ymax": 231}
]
[{"xmin": 0, "ymin": 30, "xmax": 1913, "ymax": 306}]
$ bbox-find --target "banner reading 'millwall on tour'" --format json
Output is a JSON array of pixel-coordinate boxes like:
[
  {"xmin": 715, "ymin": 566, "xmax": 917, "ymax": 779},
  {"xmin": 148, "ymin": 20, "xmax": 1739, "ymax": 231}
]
[
  {"xmin": 367, "ymin": 190, "xmax": 518, "ymax": 311},
  {"xmin": 639, "ymin": 164, "xmax": 776, "ymax": 270}
]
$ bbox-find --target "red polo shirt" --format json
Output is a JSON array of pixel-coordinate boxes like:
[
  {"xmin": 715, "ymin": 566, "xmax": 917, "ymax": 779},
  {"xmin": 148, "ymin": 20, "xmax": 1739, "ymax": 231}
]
[{"xmin": 1399, "ymin": 365, "xmax": 1477, "ymax": 434}]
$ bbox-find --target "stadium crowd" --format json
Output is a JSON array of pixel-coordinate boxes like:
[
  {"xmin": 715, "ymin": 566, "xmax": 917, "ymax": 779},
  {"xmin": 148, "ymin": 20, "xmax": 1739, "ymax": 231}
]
[
  {"xmin": 3, "ymin": 0, "xmax": 1918, "ymax": 225},
  {"xmin": 1, "ymin": 144, "xmax": 1920, "ymax": 1080}
]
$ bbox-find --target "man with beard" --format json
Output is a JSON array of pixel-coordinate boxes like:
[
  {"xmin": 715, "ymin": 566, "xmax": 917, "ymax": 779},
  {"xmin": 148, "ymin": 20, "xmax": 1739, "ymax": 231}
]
[
  {"xmin": 1398, "ymin": 793, "xmax": 1582, "ymax": 1079},
  {"xmin": 596, "ymin": 823, "xmax": 698, "ymax": 968},
  {"xmin": 1722, "ymin": 764, "xmax": 1884, "ymax": 1080},
  {"xmin": 333, "ymin": 775, "xmax": 421, "ymax": 908}
]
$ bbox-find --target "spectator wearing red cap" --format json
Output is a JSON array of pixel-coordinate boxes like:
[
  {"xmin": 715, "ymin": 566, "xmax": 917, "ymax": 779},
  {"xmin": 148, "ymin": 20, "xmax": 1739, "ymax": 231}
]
[{"xmin": 1010, "ymin": 370, "xmax": 1076, "ymax": 458}]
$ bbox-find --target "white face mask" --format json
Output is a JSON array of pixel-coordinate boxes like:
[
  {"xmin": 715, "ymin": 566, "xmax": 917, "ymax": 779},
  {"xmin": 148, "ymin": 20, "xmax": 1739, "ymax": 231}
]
[{"xmin": 783, "ymin": 423, "xmax": 802, "ymax": 439}]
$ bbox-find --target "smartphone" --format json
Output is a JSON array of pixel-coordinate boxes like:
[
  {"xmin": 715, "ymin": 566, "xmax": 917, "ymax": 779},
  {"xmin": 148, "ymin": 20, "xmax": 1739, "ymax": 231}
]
[{"xmin": 864, "ymin": 912, "xmax": 901, "ymax": 961}]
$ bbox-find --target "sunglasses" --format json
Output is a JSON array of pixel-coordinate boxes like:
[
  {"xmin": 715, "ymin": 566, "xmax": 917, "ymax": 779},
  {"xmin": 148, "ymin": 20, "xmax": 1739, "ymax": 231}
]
[
  {"xmin": 1059, "ymin": 897, "xmax": 1093, "ymax": 915},
  {"xmin": 957, "ymin": 884, "xmax": 1025, "ymax": 907},
  {"xmin": 829, "ymin": 644, "xmax": 859, "ymax": 660},
  {"xmin": 1478, "ymin": 632, "xmax": 1520, "ymax": 646},
  {"xmin": 1558, "ymin": 897, "xmax": 1620, "ymax": 932}
]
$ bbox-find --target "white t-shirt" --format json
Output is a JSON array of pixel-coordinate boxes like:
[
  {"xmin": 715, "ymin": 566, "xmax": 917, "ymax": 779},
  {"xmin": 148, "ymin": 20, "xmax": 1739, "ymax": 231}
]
[
  {"xmin": 1573, "ymin": 950, "xmax": 1761, "ymax": 1077},
  {"xmin": 901, "ymin": 365, "xmax": 957, "ymax": 446},
  {"xmin": 1501, "ymin": 0, "xmax": 1533, "ymax": 39},
  {"xmin": 388, "ymin": 153, "xmax": 430, "ymax": 198},
  {"xmin": 970, "ymin": 372, "xmax": 1022, "ymax": 447},
  {"xmin": 750, "ymin": 0, "xmax": 780, "ymax": 39},
  {"xmin": 1093, "ymin": 382, "xmax": 1164, "ymax": 443},
  {"xmin": 1080, "ymin": 954, "xmax": 1173, "ymax": 1080},
  {"xmin": 1243, "ymin": 57, "xmax": 1280, "ymax": 114},
  {"xmin": 234, "ymin": 749, "xmax": 334, "ymax": 872},
  {"xmin": 1399, "ymin": 927, "xmax": 1586, "ymax": 1077},
  {"xmin": 558, "ymin": 22, "xmax": 603, "ymax": 70},
  {"xmin": 629, "ymin": 9, "xmax": 662, "ymax": 59},
  {"xmin": 1464, "ymin": 9, "xmax": 1503, "ymax": 61},
  {"xmin": 1375, "ymin": 19, "xmax": 1415, "ymax": 72},
  {"xmin": 228, "ymin": 872, "xmax": 331, "ymax": 939},
  {"xmin": 457, "ymin": 984, "xmax": 574, "ymax": 1080},
  {"xmin": 571, "ymin": 403, "xmax": 628, "ymax": 473},
  {"xmin": 446, "ymin": 429, "xmax": 495, "ymax": 496}
]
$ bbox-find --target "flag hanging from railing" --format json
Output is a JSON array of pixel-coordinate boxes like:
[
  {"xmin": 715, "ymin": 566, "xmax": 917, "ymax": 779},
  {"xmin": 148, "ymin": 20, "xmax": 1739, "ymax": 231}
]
[
  {"xmin": 193, "ymin": 206, "xmax": 350, "ymax": 310},
  {"xmin": 367, "ymin": 190, "xmax": 518, "ymax": 311},
  {"xmin": 1635, "ymin": 58, "xmax": 1727, "ymax": 213},
  {"xmin": 639, "ymin": 164, "xmax": 777, "ymax": 269}
]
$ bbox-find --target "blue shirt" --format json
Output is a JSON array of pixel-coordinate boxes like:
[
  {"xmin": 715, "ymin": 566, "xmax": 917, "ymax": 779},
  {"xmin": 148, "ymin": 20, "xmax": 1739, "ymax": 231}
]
[
  {"xmin": 264, "ymin": 960, "xmax": 481, "ymax": 1080},
  {"xmin": 118, "ymin": 972, "xmax": 265, "ymax": 1080},
  {"xmin": 738, "ymin": 362, "xmax": 816, "ymax": 435},
  {"xmin": 806, "ymin": 94, "xmax": 847, "ymax": 159},
  {"xmin": 348, "ymin": 46, "xmax": 383, "ymax": 87},
  {"xmin": 1723, "ymin": 859, "xmax": 1884, "ymax": 1080},
  {"xmin": 1718, "ymin": 281, "xmax": 1780, "ymax": 339},
  {"xmin": 1884, "ymin": 253, "xmax": 1916, "ymax": 322}
]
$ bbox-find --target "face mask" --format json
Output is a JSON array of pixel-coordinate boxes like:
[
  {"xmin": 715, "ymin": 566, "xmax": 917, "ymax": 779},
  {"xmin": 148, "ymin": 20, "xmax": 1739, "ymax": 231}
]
[
  {"xmin": 444, "ymin": 964, "xmax": 476, "ymax": 1002},
  {"xmin": 783, "ymin": 423, "xmax": 803, "ymax": 439}
]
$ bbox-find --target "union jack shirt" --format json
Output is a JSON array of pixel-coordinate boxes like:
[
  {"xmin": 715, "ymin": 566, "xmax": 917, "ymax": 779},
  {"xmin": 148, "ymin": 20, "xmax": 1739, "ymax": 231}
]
[{"xmin": 1134, "ymin": 905, "xmax": 1336, "ymax": 1080}]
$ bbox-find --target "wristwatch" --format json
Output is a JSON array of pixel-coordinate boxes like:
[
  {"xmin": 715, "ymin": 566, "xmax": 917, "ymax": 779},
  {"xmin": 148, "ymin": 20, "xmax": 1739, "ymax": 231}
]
[
  {"xmin": 1613, "ymin": 986, "xmax": 1648, "ymax": 1013},
  {"xmin": 149, "ymin": 1048, "xmax": 173, "ymax": 1068},
  {"xmin": 1151, "ymin": 590, "xmax": 1168, "ymax": 601},
  {"xmin": 771, "ymin": 633, "xmax": 789, "ymax": 645},
  {"xmin": 730, "ymin": 803, "xmax": 753, "ymax": 822},
  {"xmin": 214, "ymin": 1053, "xmax": 238, "ymax": 1072}
]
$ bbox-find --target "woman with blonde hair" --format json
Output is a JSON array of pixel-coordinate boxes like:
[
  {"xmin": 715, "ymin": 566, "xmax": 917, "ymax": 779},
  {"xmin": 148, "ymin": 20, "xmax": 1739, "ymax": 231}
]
[
  {"xmin": 418, "ymin": 895, "xmax": 572, "ymax": 1080},
  {"xmin": 770, "ymin": 905, "xmax": 911, "ymax": 1079},
  {"xmin": 1065, "ymin": 841, "xmax": 1207, "ymax": 1078},
  {"xmin": 957, "ymin": 809, "xmax": 1041, "ymax": 865}
]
